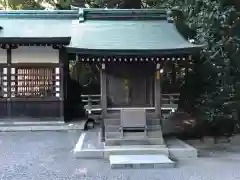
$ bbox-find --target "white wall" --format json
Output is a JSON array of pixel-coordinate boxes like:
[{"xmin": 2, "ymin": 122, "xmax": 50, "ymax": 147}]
[
  {"xmin": 0, "ymin": 49, "xmax": 7, "ymax": 63},
  {"xmin": 12, "ymin": 47, "xmax": 59, "ymax": 63}
]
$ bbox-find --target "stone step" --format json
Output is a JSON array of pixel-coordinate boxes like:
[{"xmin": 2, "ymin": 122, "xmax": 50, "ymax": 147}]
[
  {"xmin": 104, "ymin": 118, "xmax": 120, "ymax": 126},
  {"xmin": 104, "ymin": 117, "xmax": 162, "ymax": 121},
  {"xmin": 105, "ymin": 124, "xmax": 163, "ymax": 132},
  {"xmin": 108, "ymin": 132, "xmax": 147, "ymax": 139},
  {"xmin": 109, "ymin": 154, "xmax": 175, "ymax": 169},
  {"xmin": 106, "ymin": 139, "xmax": 151, "ymax": 146},
  {"xmin": 105, "ymin": 112, "xmax": 170, "ymax": 119},
  {"xmin": 105, "ymin": 113, "xmax": 120, "ymax": 118},
  {"xmin": 105, "ymin": 125, "xmax": 162, "ymax": 135},
  {"xmin": 105, "ymin": 131, "xmax": 164, "ymax": 146},
  {"xmin": 106, "ymin": 129, "xmax": 163, "ymax": 137},
  {"xmin": 104, "ymin": 118, "xmax": 162, "ymax": 126},
  {"xmin": 74, "ymin": 142, "xmax": 169, "ymax": 159},
  {"xmin": 105, "ymin": 113, "xmax": 166, "ymax": 119},
  {"xmin": 104, "ymin": 144, "xmax": 168, "ymax": 155},
  {"xmin": 106, "ymin": 132, "xmax": 151, "ymax": 144}
]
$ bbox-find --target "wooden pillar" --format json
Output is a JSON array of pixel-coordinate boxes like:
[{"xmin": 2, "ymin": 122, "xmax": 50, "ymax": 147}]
[
  {"xmin": 100, "ymin": 63, "xmax": 107, "ymax": 142},
  {"xmin": 59, "ymin": 47, "xmax": 67, "ymax": 121},
  {"xmin": 62, "ymin": 52, "xmax": 72, "ymax": 122},
  {"xmin": 154, "ymin": 63, "xmax": 161, "ymax": 119},
  {"xmin": 150, "ymin": 76, "xmax": 154, "ymax": 106},
  {"xmin": 6, "ymin": 45, "xmax": 11, "ymax": 119}
]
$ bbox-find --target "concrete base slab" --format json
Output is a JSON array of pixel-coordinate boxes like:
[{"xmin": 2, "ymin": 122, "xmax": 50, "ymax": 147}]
[
  {"xmin": 166, "ymin": 138, "xmax": 198, "ymax": 160},
  {"xmin": 75, "ymin": 149, "xmax": 104, "ymax": 159},
  {"xmin": 104, "ymin": 144, "xmax": 169, "ymax": 158},
  {"xmin": 73, "ymin": 130, "xmax": 105, "ymax": 158},
  {"xmin": 109, "ymin": 154, "xmax": 175, "ymax": 169},
  {"xmin": 73, "ymin": 129, "xmax": 199, "ymax": 163},
  {"xmin": 73, "ymin": 130, "xmax": 169, "ymax": 159}
]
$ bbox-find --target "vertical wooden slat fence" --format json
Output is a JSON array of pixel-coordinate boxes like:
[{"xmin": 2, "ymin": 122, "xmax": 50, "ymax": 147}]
[
  {"xmin": 8, "ymin": 65, "xmax": 62, "ymax": 118},
  {"xmin": 0, "ymin": 66, "xmax": 8, "ymax": 118}
]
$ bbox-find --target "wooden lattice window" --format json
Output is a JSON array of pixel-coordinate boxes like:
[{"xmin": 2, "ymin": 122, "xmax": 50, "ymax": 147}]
[
  {"xmin": 0, "ymin": 67, "xmax": 7, "ymax": 98},
  {"xmin": 11, "ymin": 67, "xmax": 60, "ymax": 98}
]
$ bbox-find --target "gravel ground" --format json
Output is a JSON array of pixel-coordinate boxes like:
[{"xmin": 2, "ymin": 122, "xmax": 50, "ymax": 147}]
[{"xmin": 1, "ymin": 131, "xmax": 240, "ymax": 180}]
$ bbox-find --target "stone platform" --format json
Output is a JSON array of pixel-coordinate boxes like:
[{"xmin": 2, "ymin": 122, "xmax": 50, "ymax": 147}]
[
  {"xmin": 73, "ymin": 129, "xmax": 198, "ymax": 169},
  {"xmin": 166, "ymin": 138, "xmax": 198, "ymax": 160},
  {"xmin": 0, "ymin": 120, "xmax": 85, "ymax": 131}
]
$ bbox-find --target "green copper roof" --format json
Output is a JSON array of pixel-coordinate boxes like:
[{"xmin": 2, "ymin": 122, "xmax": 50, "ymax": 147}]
[
  {"xmin": 0, "ymin": 9, "xmax": 203, "ymax": 54},
  {"xmin": 68, "ymin": 20, "xmax": 202, "ymax": 55}
]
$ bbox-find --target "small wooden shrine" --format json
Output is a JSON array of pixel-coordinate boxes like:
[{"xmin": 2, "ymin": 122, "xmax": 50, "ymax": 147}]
[{"xmin": 66, "ymin": 9, "xmax": 203, "ymax": 145}]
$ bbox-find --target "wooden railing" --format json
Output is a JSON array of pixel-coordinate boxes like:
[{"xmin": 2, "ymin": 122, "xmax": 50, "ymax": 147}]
[
  {"xmin": 81, "ymin": 94, "xmax": 101, "ymax": 112},
  {"xmin": 81, "ymin": 93, "xmax": 180, "ymax": 114},
  {"xmin": 161, "ymin": 93, "xmax": 180, "ymax": 104}
]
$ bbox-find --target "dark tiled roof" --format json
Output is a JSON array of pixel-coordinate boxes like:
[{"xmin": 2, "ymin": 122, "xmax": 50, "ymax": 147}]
[{"xmin": 0, "ymin": 9, "xmax": 204, "ymax": 54}]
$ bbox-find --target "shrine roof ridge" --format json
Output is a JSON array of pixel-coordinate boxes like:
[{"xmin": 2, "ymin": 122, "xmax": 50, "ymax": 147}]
[
  {"xmin": 0, "ymin": 9, "xmax": 79, "ymax": 19},
  {"xmin": 80, "ymin": 8, "xmax": 169, "ymax": 21},
  {"xmin": 0, "ymin": 8, "xmax": 204, "ymax": 54},
  {"xmin": 0, "ymin": 8, "xmax": 171, "ymax": 21}
]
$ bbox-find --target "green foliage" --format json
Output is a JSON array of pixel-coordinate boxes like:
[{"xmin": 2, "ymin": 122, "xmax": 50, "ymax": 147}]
[
  {"xmin": 0, "ymin": 0, "xmax": 71, "ymax": 10},
  {"xmin": 159, "ymin": 0, "xmax": 240, "ymax": 125},
  {"xmin": 69, "ymin": 61, "xmax": 98, "ymax": 87}
]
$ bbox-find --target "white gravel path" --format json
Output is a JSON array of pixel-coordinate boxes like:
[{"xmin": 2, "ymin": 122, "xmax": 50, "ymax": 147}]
[{"xmin": 1, "ymin": 131, "xmax": 240, "ymax": 180}]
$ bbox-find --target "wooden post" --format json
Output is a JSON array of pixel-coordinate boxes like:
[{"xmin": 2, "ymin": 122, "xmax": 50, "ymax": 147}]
[
  {"xmin": 154, "ymin": 63, "xmax": 161, "ymax": 120},
  {"xmin": 150, "ymin": 77, "xmax": 154, "ymax": 106},
  {"xmin": 59, "ymin": 47, "xmax": 67, "ymax": 121},
  {"xmin": 62, "ymin": 51, "xmax": 70, "ymax": 122},
  {"xmin": 87, "ymin": 96, "xmax": 92, "ymax": 110},
  {"xmin": 100, "ymin": 63, "xmax": 107, "ymax": 142},
  {"xmin": 6, "ymin": 45, "xmax": 11, "ymax": 119}
]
